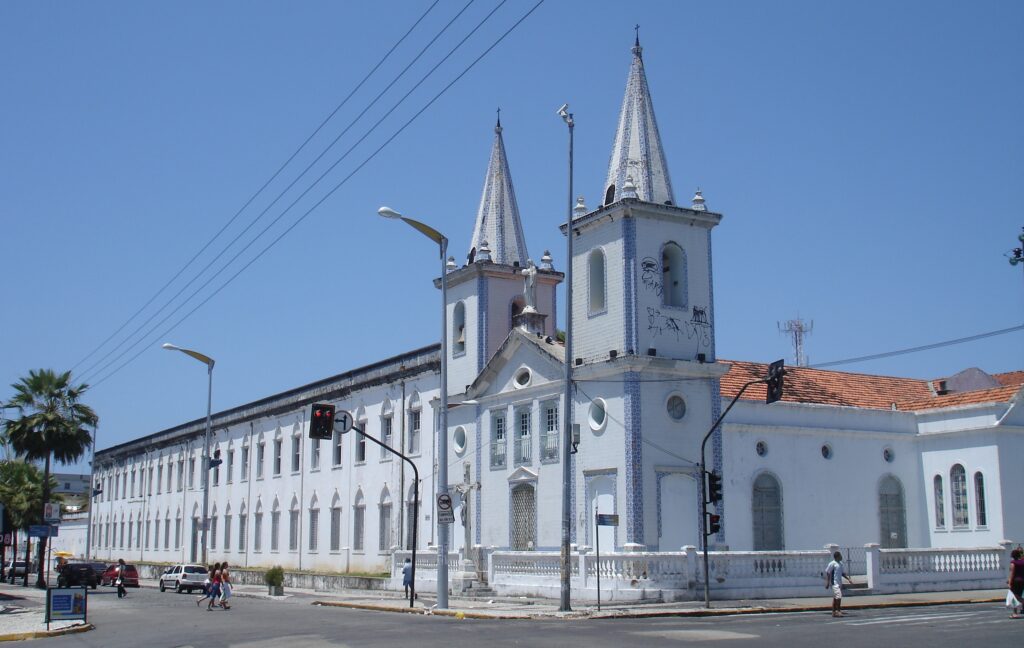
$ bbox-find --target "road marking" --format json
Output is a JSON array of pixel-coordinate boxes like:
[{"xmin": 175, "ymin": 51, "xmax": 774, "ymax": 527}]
[
  {"xmin": 631, "ymin": 629, "xmax": 759, "ymax": 641},
  {"xmin": 844, "ymin": 611, "xmax": 981, "ymax": 626}
]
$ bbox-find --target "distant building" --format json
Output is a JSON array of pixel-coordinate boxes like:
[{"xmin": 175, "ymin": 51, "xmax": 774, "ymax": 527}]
[{"xmin": 90, "ymin": 37, "xmax": 1024, "ymax": 574}]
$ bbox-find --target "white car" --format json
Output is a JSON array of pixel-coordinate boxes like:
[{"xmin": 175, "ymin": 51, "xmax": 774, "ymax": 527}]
[{"xmin": 158, "ymin": 564, "xmax": 208, "ymax": 593}]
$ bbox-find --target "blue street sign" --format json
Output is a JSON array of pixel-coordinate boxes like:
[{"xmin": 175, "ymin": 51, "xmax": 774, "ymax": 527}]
[
  {"xmin": 28, "ymin": 525, "xmax": 58, "ymax": 538},
  {"xmin": 596, "ymin": 513, "xmax": 619, "ymax": 527}
]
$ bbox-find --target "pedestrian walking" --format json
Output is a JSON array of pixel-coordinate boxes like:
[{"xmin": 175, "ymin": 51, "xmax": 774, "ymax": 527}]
[
  {"xmin": 115, "ymin": 558, "xmax": 128, "ymax": 599},
  {"xmin": 825, "ymin": 551, "xmax": 853, "ymax": 617},
  {"xmin": 207, "ymin": 562, "xmax": 222, "ymax": 611},
  {"xmin": 1007, "ymin": 547, "xmax": 1024, "ymax": 619},
  {"xmin": 402, "ymin": 558, "xmax": 412, "ymax": 598},
  {"xmin": 196, "ymin": 564, "xmax": 215, "ymax": 608},
  {"xmin": 219, "ymin": 562, "xmax": 232, "ymax": 610}
]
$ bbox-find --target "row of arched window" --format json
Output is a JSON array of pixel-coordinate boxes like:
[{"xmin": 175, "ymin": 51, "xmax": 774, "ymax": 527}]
[
  {"xmin": 587, "ymin": 242, "xmax": 689, "ymax": 315},
  {"xmin": 933, "ymin": 465, "xmax": 987, "ymax": 529}
]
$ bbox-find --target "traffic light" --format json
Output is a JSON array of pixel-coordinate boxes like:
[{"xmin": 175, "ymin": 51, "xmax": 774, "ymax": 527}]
[
  {"xmin": 309, "ymin": 403, "xmax": 336, "ymax": 440},
  {"xmin": 209, "ymin": 448, "xmax": 223, "ymax": 469},
  {"xmin": 706, "ymin": 471, "xmax": 723, "ymax": 504},
  {"xmin": 706, "ymin": 513, "xmax": 721, "ymax": 536},
  {"xmin": 766, "ymin": 359, "xmax": 785, "ymax": 404}
]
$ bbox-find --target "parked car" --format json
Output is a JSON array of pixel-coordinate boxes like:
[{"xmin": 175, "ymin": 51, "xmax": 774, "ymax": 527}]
[
  {"xmin": 57, "ymin": 562, "xmax": 98, "ymax": 589},
  {"xmin": 159, "ymin": 564, "xmax": 208, "ymax": 593},
  {"xmin": 5, "ymin": 561, "xmax": 33, "ymax": 582},
  {"xmin": 100, "ymin": 563, "xmax": 140, "ymax": 587}
]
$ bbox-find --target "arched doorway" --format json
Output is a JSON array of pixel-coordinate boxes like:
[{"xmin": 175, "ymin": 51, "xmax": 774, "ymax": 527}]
[
  {"xmin": 879, "ymin": 475, "xmax": 907, "ymax": 548},
  {"xmin": 658, "ymin": 473, "xmax": 697, "ymax": 551},
  {"xmin": 752, "ymin": 473, "xmax": 784, "ymax": 550},
  {"xmin": 510, "ymin": 483, "xmax": 536, "ymax": 551}
]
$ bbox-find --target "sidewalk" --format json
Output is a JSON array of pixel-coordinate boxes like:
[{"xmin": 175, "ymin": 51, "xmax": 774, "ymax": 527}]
[
  {"xmin": 0, "ymin": 584, "xmax": 93, "ymax": 640},
  {"xmin": 218, "ymin": 581, "xmax": 1006, "ymax": 620}
]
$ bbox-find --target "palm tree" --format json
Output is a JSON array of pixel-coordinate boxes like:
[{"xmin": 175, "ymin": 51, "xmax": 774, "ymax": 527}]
[
  {"xmin": 4, "ymin": 369, "xmax": 97, "ymax": 588},
  {"xmin": 0, "ymin": 461, "xmax": 59, "ymax": 584}
]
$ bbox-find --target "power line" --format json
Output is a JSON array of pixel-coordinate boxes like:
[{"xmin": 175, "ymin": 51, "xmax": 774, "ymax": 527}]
[
  {"xmin": 79, "ymin": 0, "xmax": 489, "ymax": 385},
  {"xmin": 71, "ymin": 1, "xmax": 442, "ymax": 378},
  {"xmin": 810, "ymin": 323, "xmax": 1024, "ymax": 369},
  {"xmin": 89, "ymin": 0, "xmax": 546, "ymax": 388}
]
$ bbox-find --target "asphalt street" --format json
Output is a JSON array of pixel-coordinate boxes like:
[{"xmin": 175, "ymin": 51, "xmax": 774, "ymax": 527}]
[{"xmin": 15, "ymin": 586, "xmax": 1022, "ymax": 648}]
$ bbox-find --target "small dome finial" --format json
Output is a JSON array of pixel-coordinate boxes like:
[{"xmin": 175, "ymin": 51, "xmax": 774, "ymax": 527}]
[
  {"xmin": 691, "ymin": 187, "xmax": 706, "ymax": 211},
  {"xmin": 574, "ymin": 195, "xmax": 587, "ymax": 215}
]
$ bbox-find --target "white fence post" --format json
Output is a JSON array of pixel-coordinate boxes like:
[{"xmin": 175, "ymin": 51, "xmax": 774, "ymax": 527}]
[
  {"xmin": 864, "ymin": 543, "xmax": 880, "ymax": 590},
  {"xmin": 682, "ymin": 545, "xmax": 698, "ymax": 593}
]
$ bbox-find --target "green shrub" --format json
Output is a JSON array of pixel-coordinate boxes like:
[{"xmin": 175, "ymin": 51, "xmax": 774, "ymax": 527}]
[{"xmin": 264, "ymin": 565, "xmax": 284, "ymax": 587}]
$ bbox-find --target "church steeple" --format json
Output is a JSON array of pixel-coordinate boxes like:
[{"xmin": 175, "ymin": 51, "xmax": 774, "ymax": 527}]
[
  {"xmin": 602, "ymin": 33, "xmax": 675, "ymax": 206},
  {"xmin": 468, "ymin": 114, "xmax": 528, "ymax": 266}
]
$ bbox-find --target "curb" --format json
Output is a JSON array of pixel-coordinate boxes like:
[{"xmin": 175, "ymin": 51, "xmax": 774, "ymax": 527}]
[
  {"xmin": 312, "ymin": 600, "xmax": 530, "ymax": 620},
  {"xmin": 0, "ymin": 623, "xmax": 94, "ymax": 642}
]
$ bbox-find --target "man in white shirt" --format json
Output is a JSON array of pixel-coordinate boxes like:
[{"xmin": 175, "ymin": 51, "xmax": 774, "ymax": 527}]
[{"xmin": 825, "ymin": 551, "xmax": 853, "ymax": 617}]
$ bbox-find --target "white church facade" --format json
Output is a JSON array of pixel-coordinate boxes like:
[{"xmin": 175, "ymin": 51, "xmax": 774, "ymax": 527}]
[{"xmin": 90, "ymin": 37, "xmax": 1023, "ymax": 577}]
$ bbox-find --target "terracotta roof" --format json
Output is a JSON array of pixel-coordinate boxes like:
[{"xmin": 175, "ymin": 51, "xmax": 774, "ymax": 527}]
[
  {"xmin": 718, "ymin": 360, "xmax": 1021, "ymax": 411},
  {"xmin": 994, "ymin": 371, "xmax": 1024, "ymax": 388}
]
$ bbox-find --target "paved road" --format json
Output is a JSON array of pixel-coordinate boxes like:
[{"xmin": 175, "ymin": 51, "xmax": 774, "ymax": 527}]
[{"xmin": 18, "ymin": 586, "xmax": 1021, "ymax": 648}]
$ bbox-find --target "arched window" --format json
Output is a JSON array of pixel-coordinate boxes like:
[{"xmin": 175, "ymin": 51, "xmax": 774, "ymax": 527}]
[
  {"xmin": 353, "ymin": 490, "xmax": 365, "ymax": 552},
  {"xmin": 308, "ymin": 495, "xmax": 320, "ymax": 552},
  {"xmin": 510, "ymin": 296, "xmax": 525, "ymax": 329},
  {"xmin": 752, "ymin": 473, "xmax": 783, "ymax": 550},
  {"xmin": 270, "ymin": 498, "xmax": 281, "ymax": 552},
  {"xmin": 330, "ymin": 493, "xmax": 342, "ymax": 552},
  {"xmin": 379, "ymin": 488, "xmax": 393, "ymax": 552},
  {"xmin": 950, "ymin": 464, "xmax": 968, "ymax": 527},
  {"xmin": 588, "ymin": 249, "xmax": 606, "ymax": 313},
  {"xmin": 254, "ymin": 500, "xmax": 264, "ymax": 552},
  {"xmin": 933, "ymin": 475, "xmax": 945, "ymax": 528},
  {"xmin": 974, "ymin": 472, "xmax": 987, "ymax": 527},
  {"xmin": 289, "ymin": 496, "xmax": 300, "ymax": 551},
  {"xmin": 210, "ymin": 504, "xmax": 218, "ymax": 550},
  {"xmin": 878, "ymin": 475, "xmax": 907, "ymax": 548},
  {"xmin": 453, "ymin": 302, "xmax": 466, "ymax": 355},
  {"xmin": 661, "ymin": 242, "xmax": 687, "ymax": 308},
  {"xmin": 238, "ymin": 501, "xmax": 248, "ymax": 552}
]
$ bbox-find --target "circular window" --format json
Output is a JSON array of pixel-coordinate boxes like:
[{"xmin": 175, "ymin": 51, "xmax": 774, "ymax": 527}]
[
  {"xmin": 666, "ymin": 395, "xmax": 687, "ymax": 421},
  {"xmin": 588, "ymin": 399, "xmax": 608, "ymax": 432},
  {"xmin": 756, "ymin": 441, "xmax": 768, "ymax": 457},
  {"xmin": 514, "ymin": 368, "xmax": 532, "ymax": 388},
  {"xmin": 821, "ymin": 444, "xmax": 833, "ymax": 460},
  {"xmin": 883, "ymin": 447, "xmax": 894, "ymax": 463},
  {"xmin": 453, "ymin": 427, "xmax": 467, "ymax": 455}
]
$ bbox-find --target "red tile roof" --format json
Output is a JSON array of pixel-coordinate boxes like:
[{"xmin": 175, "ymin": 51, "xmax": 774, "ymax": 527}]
[{"xmin": 718, "ymin": 360, "xmax": 1021, "ymax": 411}]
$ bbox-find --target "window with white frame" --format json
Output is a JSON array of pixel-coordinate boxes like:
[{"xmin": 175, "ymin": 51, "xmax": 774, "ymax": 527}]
[
  {"xmin": 177, "ymin": 458, "xmax": 184, "ymax": 491},
  {"xmin": 308, "ymin": 503, "xmax": 319, "ymax": 552},
  {"xmin": 188, "ymin": 457, "xmax": 195, "ymax": 488},
  {"xmin": 227, "ymin": 449, "xmax": 234, "ymax": 483},
  {"xmin": 271, "ymin": 506, "xmax": 281, "ymax": 551},
  {"xmin": 490, "ymin": 411, "xmax": 507, "ymax": 468},
  {"xmin": 257, "ymin": 440, "xmax": 265, "ymax": 478},
  {"xmin": 289, "ymin": 501, "xmax": 299, "ymax": 551},
  {"xmin": 541, "ymin": 401, "xmax": 559, "ymax": 461},
  {"xmin": 515, "ymin": 407, "xmax": 532, "ymax": 464},
  {"xmin": 157, "ymin": 464, "xmax": 163, "ymax": 494},
  {"xmin": 238, "ymin": 511, "xmax": 247, "ymax": 551},
  {"xmin": 273, "ymin": 439, "xmax": 282, "ymax": 476},
  {"xmin": 135, "ymin": 520, "xmax": 141, "ymax": 549},
  {"xmin": 164, "ymin": 516, "xmax": 170, "ymax": 550},
  {"xmin": 974, "ymin": 471, "xmax": 987, "ymax": 527},
  {"xmin": 241, "ymin": 444, "xmax": 249, "ymax": 480},
  {"xmin": 167, "ymin": 462, "xmax": 173, "ymax": 492},
  {"xmin": 224, "ymin": 510, "xmax": 232, "ymax": 551},
  {"xmin": 311, "ymin": 438, "xmax": 321, "ymax": 470},
  {"xmin": 379, "ymin": 500, "xmax": 392, "ymax": 552},
  {"xmin": 353, "ymin": 493, "xmax": 365, "ymax": 551},
  {"xmin": 333, "ymin": 430, "xmax": 343, "ymax": 467},
  {"xmin": 933, "ymin": 475, "xmax": 945, "ymax": 528},
  {"xmin": 330, "ymin": 499, "xmax": 342, "ymax": 551},
  {"xmin": 291, "ymin": 434, "xmax": 301, "ymax": 472},
  {"xmin": 408, "ymin": 409, "xmax": 421, "ymax": 455},
  {"xmin": 589, "ymin": 249, "xmax": 606, "ymax": 313},
  {"xmin": 356, "ymin": 423, "xmax": 366, "ymax": 463},
  {"xmin": 381, "ymin": 415, "xmax": 393, "ymax": 461},
  {"xmin": 210, "ymin": 510, "xmax": 218, "ymax": 550},
  {"xmin": 254, "ymin": 508, "xmax": 263, "ymax": 552},
  {"xmin": 950, "ymin": 464, "xmax": 968, "ymax": 527}
]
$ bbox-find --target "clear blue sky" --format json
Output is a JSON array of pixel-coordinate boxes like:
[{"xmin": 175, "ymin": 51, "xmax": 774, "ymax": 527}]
[{"xmin": 2, "ymin": 1, "xmax": 1022, "ymax": 468}]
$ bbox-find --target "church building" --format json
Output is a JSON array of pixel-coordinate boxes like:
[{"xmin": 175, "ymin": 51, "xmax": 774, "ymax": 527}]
[{"xmin": 90, "ymin": 37, "xmax": 1023, "ymax": 576}]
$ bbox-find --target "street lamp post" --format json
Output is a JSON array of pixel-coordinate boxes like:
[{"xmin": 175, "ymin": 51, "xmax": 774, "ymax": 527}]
[
  {"xmin": 377, "ymin": 206, "xmax": 450, "ymax": 610},
  {"xmin": 557, "ymin": 103, "xmax": 574, "ymax": 612},
  {"xmin": 162, "ymin": 342, "xmax": 215, "ymax": 566}
]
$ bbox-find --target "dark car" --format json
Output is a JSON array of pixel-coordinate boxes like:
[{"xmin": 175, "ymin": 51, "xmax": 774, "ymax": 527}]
[
  {"xmin": 57, "ymin": 562, "xmax": 98, "ymax": 589},
  {"xmin": 100, "ymin": 563, "xmax": 140, "ymax": 587}
]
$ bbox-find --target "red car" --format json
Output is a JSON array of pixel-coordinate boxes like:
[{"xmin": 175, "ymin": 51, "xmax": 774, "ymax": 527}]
[{"xmin": 100, "ymin": 563, "xmax": 140, "ymax": 588}]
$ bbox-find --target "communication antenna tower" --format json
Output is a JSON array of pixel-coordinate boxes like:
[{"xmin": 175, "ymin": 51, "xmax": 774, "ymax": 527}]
[{"xmin": 778, "ymin": 317, "xmax": 813, "ymax": 367}]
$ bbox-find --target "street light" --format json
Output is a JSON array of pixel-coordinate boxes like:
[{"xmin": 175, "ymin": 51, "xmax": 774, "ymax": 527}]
[
  {"xmin": 162, "ymin": 342, "xmax": 215, "ymax": 566},
  {"xmin": 377, "ymin": 206, "xmax": 450, "ymax": 610},
  {"xmin": 557, "ymin": 103, "xmax": 575, "ymax": 612}
]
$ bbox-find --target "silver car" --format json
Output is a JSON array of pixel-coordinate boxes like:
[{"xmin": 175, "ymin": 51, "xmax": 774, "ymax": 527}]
[{"xmin": 158, "ymin": 564, "xmax": 208, "ymax": 593}]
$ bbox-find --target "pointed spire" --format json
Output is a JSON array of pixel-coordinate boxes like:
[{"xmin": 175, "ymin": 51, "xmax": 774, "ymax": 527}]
[
  {"xmin": 468, "ymin": 117, "xmax": 528, "ymax": 266},
  {"xmin": 603, "ymin": 35, "xmax": 675, "ymax": 206}
]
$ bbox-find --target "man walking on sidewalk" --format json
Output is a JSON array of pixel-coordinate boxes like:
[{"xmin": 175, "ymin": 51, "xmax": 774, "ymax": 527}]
[{"xmin": 825, "ymin": 551, "xmax": 853, "ymax": 617}]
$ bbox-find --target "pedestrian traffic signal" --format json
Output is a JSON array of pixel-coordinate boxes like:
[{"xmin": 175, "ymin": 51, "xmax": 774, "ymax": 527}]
[
  {"xmin": 309, "ymin": 403, "xmax": 336, "ymax": 440},
  {"xmin": 706, "ymin": 513, "xmax": 721, "ymax": 536},
  {"xmin": 766, "ymin": 359, "xmax": 785, "ymax": 404},
  {"xmin": 209, "ymin": 448, "xmax": 223, "ymax": 469},
  {"xmin": 706, "ymin": 471, "xmax": 723, "ymax": 504}
]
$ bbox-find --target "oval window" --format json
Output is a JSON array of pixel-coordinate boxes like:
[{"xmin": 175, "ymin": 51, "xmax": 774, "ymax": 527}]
[
  {"xmin": 453, "ymin": 427, "xmax": 467, "ymax": 455},
  {"xmin": 666, "ymin": 395, "xmax": 686, "ymax": 421},
  {"xmin": 883, "ymin": 447, "xmax": 894, "ymax": 463},
  {"xmin": 756, "ymin": 441, "xmax": 768, "ymax": 457},
  {"xmin": 514, "ymin": 369, "xmax": 532, "ymax": 388},
  {"xmin": 821, "ymin": 444, "xmax": 833, "ymax": 460},
  {"xmin": 589, "ymin": 399, "xmax": 608, "ymax": 432}
]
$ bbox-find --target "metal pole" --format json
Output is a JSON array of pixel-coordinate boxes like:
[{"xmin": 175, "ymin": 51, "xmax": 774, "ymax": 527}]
[
  {"xmin": 200, "ymin": 363, "xmax": 213, "ymax": 566},
  {"xmin": 85, "ymin": 424, "xmax": 97, "ymax": 560},
  {"xmin": 559, "ymin": 109, "xmax": 575, "ymax": 612},
  {"xmin": 437, "ymin": 235, "xmax": 450, "ymax": 610},
  {"xmin": 595, "ymin": 505, "xmax": 601, "ymax": 612}
]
